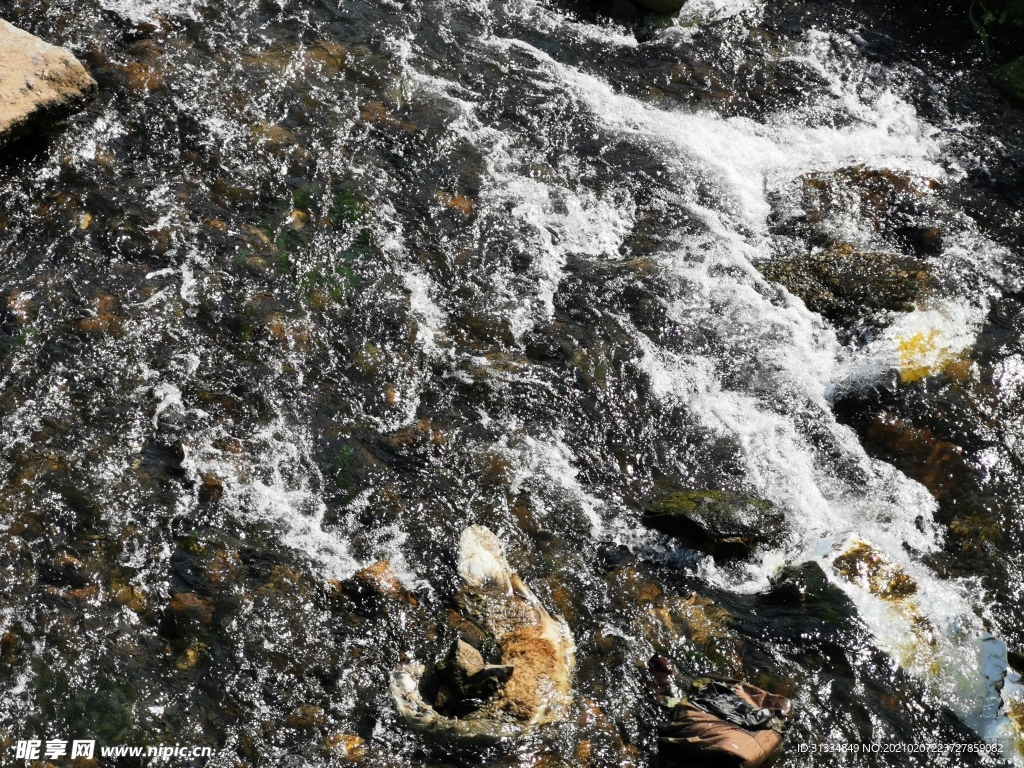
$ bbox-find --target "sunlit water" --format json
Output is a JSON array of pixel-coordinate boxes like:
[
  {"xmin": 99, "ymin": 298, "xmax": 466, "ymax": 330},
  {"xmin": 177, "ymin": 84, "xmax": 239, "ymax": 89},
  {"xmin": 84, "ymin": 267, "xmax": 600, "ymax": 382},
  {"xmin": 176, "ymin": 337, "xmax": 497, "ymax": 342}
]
[{"xmin": 0, "ymin": 0, "xmax": 1022, "ymax": 765}]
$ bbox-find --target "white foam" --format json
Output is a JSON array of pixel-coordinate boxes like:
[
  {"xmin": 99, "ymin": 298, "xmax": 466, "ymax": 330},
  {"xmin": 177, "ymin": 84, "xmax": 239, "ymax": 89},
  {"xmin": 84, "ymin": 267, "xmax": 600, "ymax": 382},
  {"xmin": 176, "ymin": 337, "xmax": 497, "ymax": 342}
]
[
  {"xmin": 674, "ymin": 0, "xmax": 761, "ymax": 26},
  {"xmin": 480, "ymin": 169, "xmax": 634, "ymax": 329},
  {"xmin": 186, "ymin": 420, "xmax": 359, "ymax": 580},
  {"xmin": 481, "ymin": 35, "xmax": 942, "ymax": 240},
  {"xmin": 404, "ymin": 62, "xmax": 636, "ymax": 340},
  {"xmin": 471, "ymin": 28, "xmax": 1019, "ymax": 751},
  {"xmin": 99, "ymin": 0, "xmax": 198, "ymax": 21},
  {"xmin": 403, "ymin": 268, "xmax": 448, "ymax": 353},
  {"xmin": 485, "ymin": 433, "xmax": 608, "ymax": 537}
]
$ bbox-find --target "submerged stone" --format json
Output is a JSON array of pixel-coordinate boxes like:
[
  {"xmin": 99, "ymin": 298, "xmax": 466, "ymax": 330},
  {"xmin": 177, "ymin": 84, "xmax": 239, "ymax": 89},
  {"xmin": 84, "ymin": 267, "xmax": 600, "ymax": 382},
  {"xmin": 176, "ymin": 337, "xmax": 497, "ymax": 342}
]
[
  {"xmin": 322, "ymin": 733, "xmax": 366, "ymax": 761},
  {"xmin": 762, "ymin": 165, "xmax": 943, "ymax": 340},
  {"xmin": 642, "ymin": 490, "xmax": 786, "ymax": 560},
  {"xmin": 0, "ymin": 19, "xmax": 97, "ymax": 146},
  {"xmin": 163, "ymin": 592, "xmax": 215, "ymax": 637}
]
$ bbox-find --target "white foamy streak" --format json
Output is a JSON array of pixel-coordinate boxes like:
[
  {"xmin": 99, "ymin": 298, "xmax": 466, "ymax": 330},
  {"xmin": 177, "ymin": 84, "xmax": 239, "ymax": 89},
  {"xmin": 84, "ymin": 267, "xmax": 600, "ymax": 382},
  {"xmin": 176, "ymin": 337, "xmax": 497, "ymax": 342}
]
[
  {"xmin": 403, "ymin": 268, "xmax": 448, "ymax": 354},
  {"xmin": 484, "ymin": 32, "xmax": 1023, "ymax": 750},
  {"xmin": 186, "ymin": 420, "xmax": 358, "ymax": 580},
  {"xmin": 99, "ymin": 0, "xmax": 199, "ymax": 21},
  {"xmin": 673, "ymin": 0, "xmax": 761, "ymax": 26},
  {"xmin": 491, "ymin": 35, "xmax": 942, "ymax": 235},
  {"xmin": 835, "ymin": 300, "xmax": 987, "ymax": 395},
  {"xmin": 481, "ymin": 168, "xmax": 635, "ymax": 331},
  {"xmin": 401, "ymin": 65, "xmax": 636, "ymax": 341},
  {"xmin": 490, "ymin": 432, "xmax": 607, "ymax": 537},
  {"xmin": 501, "ymin": 0, "xmax": 640, "ymax": 48},
  {"xmin": 811, "ymin": 535, "xmax": 1018, "ymax": 755},
  {"xmin": 478, "ymin": 34, "xmax": 951, "ymax": 556}
]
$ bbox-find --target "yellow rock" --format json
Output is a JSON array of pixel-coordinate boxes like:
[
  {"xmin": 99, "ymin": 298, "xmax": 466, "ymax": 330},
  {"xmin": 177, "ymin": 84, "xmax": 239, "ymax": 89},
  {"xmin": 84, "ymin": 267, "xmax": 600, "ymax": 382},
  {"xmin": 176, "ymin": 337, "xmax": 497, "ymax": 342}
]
[
  {"xmin": 895, "ymin": 330, "xmax": 961, "ymax": 383},
  {"xmin": 1006, "ymin": 696, "xmax": 1024, "ymax": 757},
  {"xmin": 175, "ymin": 645, "xmax": 202, "ymax": 670}
]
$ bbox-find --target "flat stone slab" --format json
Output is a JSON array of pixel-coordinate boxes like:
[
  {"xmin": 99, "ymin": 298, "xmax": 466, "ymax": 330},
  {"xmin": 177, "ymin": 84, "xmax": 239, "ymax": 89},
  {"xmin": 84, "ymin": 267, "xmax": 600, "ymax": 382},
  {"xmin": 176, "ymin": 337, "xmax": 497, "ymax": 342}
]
[{"xmin": 0, "ymin": 19, "xmax": 96, "ymax": 146}]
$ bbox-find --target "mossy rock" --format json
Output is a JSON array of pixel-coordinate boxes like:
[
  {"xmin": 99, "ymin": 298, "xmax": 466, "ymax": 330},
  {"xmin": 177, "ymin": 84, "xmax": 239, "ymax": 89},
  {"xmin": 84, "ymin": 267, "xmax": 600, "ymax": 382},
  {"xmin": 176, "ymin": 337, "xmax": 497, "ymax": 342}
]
[
  {"xmin": 642, "ymin": 490, "xmax": 786, "ymax": 561},
  {"xmin": 760, "ymin": 244, "xmax": 929, "ymax": 334}
]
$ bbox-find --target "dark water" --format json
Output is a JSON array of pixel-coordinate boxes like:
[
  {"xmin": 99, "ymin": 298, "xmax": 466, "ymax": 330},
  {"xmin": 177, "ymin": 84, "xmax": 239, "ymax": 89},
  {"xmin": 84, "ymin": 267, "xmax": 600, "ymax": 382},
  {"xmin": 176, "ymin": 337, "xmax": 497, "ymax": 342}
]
[{"xmin": 0, "ymin": 0, "xmax": 1023, "ymax": 765}]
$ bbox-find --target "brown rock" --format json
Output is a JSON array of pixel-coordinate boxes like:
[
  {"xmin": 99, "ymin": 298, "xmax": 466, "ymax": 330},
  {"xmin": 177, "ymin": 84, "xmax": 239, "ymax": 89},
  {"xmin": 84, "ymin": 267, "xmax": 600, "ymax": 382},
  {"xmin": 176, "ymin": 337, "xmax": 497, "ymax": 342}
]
[
  {"xmin": 175, "ymin": 644, "xmax": 202, "ymax": 670},
  {"xmin": 198, "ymin": 474, "xmax": 224, "ymax": 505},
  {"xmin": 306, "ymin": 41, "xmax": 348, "ymax": 77},
  {"xmin": 111, "ymin": 580, "xmax": 151, "ymax": 613},
  {"xmin": 433, "ymin": 191, "xmax": 475, "ymax": 216},
  {"xmin": 760, "ymin": 244, "xmax": 929, "ymax": 333},
  {"xmin": 322, "ymin": 733, "xmax": 366, "ymax": 761},
  {"xmin": 0, "ymin": 630, "xmax": 21, "ymax": 669},
  {"xmin": 352, "ymin": 560, "xmax": 406, "ymax": 601},
  {"xmin": 0, "ymin": 19, "xmax": 97, "ymax": 146},
  {"xmin": 285, "ymin": 704, "xmax": 326, "ymax": 730},
  {"xmin": 831, "ymin": 539, "xmax": 918, "ymax": 600},
  {"xmin": 451, "ymin": 638, "xmax": 486, "ymax": 678},
  {"xmin": 359, "ymin": 101, "xmax": 417, "ymax": 132},
  {"xmin": 204, "ymin": 548, "xmax": 241, "ymax": 587},
  {"xmin": 120, "ymin": 61, "xmax": 165, "ymax": 92},
  {"xmin": 383, "ymin": 419, "xmax": 446, "ymax": 454},
  {"xmin": 167, "ymin": 592, "xmax": 214, "ymax": 632},
  {"xmin": 74, "ymin": 295, "xmax": 122, "ymax": 336}
]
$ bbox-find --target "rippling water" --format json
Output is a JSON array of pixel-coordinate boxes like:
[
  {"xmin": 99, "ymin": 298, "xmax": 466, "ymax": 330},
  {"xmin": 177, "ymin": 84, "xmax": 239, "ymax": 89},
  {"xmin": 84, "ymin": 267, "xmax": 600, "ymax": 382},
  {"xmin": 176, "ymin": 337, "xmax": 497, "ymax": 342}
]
[{"xmin": 1, "ymin": 0, "xmax": 1023, "ymax": 764}]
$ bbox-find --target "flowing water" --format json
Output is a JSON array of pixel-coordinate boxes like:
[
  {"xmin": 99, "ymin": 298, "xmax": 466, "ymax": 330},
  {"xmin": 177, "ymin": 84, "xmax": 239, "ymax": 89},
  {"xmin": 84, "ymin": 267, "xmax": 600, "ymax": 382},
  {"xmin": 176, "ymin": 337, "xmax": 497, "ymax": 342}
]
[{"xmin": 1, "ymin": 0, "xmax": 1023, "ymax": 765}]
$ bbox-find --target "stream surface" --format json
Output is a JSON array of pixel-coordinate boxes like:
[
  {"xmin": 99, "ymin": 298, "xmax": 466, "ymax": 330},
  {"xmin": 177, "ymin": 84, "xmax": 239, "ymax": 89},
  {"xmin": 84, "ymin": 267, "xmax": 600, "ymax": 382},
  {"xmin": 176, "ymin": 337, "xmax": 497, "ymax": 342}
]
[{"xmin": 1, "ymin": 0, "xmax": 1024, "ymax": 765}]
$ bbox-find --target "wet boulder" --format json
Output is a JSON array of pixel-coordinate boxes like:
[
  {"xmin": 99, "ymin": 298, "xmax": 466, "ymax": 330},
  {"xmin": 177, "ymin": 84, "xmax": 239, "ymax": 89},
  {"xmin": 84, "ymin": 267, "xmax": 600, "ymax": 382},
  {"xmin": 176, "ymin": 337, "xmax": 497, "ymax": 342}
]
[
  {"xmin": 763, "ymin": 561, "xmax": 857, "ymax": 627},
  {"xmin": 774, "ymin": 166, "xmax": 943, "ymax": 255},
  {"xmin": 38, "ymin": 553, "xmax": 92, "ymax": 589},
  {"xmin": 760, "ymin": 244, "xmax": 929, "ymax": 334},
  {"xmin": 642, "ymin": 490, "xmax": 787, "ymax": 561},
  {"xmin": 334, "ymin": 559, "xmax": 417, "ymax": 616},
  {"xmin": 161, "ymin": 592, "xmax": 215, "ymax": 638},
  {"xmin": 830, "ymin": 539, "xmax": 918, "ymax": 601},
  {"xmin": 0, "ymin": 19, "xmax": 97, "ymax": 146},
  {"xmin": 762, "ymin": 165, "xmax": 943, "ymax": 339}
]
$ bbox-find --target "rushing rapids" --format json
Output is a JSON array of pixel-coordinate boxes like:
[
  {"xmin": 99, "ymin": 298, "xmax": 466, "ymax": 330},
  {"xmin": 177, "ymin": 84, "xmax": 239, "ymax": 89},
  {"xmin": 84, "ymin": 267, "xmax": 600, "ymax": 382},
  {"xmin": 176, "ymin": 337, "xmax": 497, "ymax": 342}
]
[{"xmin": 0, "ymin": 0, "xmax": 1023, "ymax": 765}]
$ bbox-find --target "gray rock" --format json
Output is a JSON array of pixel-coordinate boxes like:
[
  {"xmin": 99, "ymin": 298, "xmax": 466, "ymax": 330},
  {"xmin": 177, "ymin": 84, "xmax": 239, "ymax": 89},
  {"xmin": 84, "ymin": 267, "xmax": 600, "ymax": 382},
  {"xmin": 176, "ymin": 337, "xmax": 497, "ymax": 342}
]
[{"xmin": 0, "ymin": 19, "xmax": 97, "ymax": 146}]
